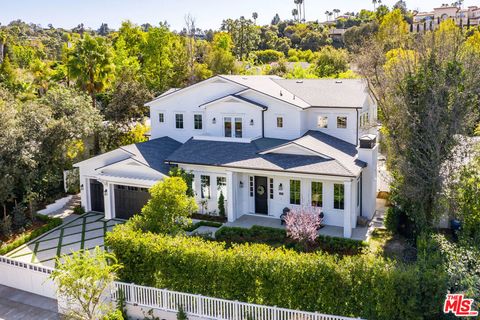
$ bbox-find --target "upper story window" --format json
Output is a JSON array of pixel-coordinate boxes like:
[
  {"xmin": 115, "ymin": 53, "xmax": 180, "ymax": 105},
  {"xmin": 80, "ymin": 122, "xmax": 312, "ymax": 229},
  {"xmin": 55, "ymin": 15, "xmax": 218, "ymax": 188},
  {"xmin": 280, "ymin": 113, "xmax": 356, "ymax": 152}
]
[
  {"xmin": 159, "ymin": 113, "xmax": 164, "ymax": 123},
  {"xmin": 290, "ymin": 179, "xmax": 301, "ymax": 205},
  {"xmin": 276, "ymin": 117, "xmax": 283, "ymax": 128},
  {"xmin": 224, "ymin": 117, "xmax": 243, "ymax": 138},
  {"xmin": 317, "ymin": 116, "xmax": 328, "ymax": 128},
  {"xmin": 311, "ymin": 181, "xmax": 323, "ymax": 207},
  {"xmin": 175, "ymin": 114, "xmax": 184, "ymax": 129},
  {"xmin": 194, "ymin": 114, "xmax": 203, "ymax": 130},
  {"xmin": 337, "ymin": 116, "xmax": 347, "ymax": 129},
  {"xmin": 360, "ymin": 112, "xmax": 369, "ymax": 128},
  {"xmin": 333, "ymin": 183, "xmax": 345, "ymax": 210}
]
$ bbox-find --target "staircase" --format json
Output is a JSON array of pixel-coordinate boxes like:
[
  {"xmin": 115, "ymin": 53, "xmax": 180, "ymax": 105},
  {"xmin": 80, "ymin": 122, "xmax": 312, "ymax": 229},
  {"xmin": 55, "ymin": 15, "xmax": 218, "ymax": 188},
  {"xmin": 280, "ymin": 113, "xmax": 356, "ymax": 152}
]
[{"xmin": 47, "ymin": 194, "xmax": 81, "ymax": 219}]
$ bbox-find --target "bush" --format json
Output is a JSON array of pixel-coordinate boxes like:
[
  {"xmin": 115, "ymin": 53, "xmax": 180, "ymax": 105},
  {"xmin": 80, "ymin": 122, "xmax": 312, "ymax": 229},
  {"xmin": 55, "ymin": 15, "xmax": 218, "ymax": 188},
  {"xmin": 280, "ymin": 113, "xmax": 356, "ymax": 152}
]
[
  {"xmin": 103, "ymin": 310, "xmax": 124, "ymax": 320},
  {"xmin": 184, "ymin": 221, "xmax": 223, "ymax": 232},
  {"xmin": 0, "ymin": 216, "xmax": 13, "ymax": 238},
  {"xmin": 73, "ymin": 205, "xmax": 85, "ymax": 215},
  {"xmin": 217, "ymin": 191, "xmax": 225, "ymax": 217},
  {"xmin": 253, "ymin": 49, "xmax": 285, "ymax": 64},
  {"xmin": 191, "ymin": 213, "xmax": 227, "ymax": 223},
  {"xmin": 0, "ymin": 215, "xmax": 62, "ymax": 255},
  {"xmin": 106, "ymin": 224, "xmax": 447, "ymax": 320},
  {"xmin": 12, "ymin": 204, "xmax": 27, "ymax": 230}
]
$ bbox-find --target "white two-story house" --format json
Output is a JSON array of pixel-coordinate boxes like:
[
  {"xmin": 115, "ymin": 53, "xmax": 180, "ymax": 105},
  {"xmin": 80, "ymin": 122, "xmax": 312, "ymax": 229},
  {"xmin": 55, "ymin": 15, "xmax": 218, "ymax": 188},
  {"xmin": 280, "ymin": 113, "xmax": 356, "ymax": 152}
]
[{"xmin": 75, "ymin": 75, "xmax": 378, "ymax": 238}]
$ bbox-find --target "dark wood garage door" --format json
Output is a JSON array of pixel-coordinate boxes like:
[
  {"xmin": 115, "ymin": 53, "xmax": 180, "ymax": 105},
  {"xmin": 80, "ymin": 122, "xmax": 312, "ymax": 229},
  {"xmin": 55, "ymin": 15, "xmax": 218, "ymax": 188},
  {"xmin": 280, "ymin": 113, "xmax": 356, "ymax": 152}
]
[
  {"xmin": 114, "ymin": 185, "xmax": 150, "ymax": 220},
  {"xmin": 90, "ymin": 179, "xmax": 105, "ymax": 213}
]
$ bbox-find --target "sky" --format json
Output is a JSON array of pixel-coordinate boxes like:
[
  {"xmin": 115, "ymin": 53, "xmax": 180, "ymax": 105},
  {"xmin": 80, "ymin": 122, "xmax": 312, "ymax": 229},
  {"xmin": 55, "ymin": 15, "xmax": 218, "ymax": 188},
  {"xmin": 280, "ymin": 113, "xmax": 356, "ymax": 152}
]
[{"xmin": 1, "ymin": 0, "xmax": 479, "ymax": 31}]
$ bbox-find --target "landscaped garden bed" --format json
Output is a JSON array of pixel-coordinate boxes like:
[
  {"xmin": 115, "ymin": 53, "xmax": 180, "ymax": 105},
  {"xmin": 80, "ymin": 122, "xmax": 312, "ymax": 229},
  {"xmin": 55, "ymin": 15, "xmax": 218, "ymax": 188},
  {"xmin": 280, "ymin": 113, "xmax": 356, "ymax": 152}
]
[
  {"xmin": 215, "ymin": 225, "xmax": 368, "ymax": 255},
  {"xmin": 0, "ymin": 214, "xmax": 62, "ymax": 255},
  {"xmin": 191, "ymin": 212, "xmax": 227, "ymax": 223}
]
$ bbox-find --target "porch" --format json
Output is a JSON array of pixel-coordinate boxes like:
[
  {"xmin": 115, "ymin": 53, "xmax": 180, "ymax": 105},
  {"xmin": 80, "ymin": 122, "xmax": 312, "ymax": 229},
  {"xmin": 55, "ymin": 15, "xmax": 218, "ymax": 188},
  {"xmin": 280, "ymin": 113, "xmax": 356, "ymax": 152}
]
[{"xmin": 225, "ymin": 214, "xmax": 370, "ymax": 241}]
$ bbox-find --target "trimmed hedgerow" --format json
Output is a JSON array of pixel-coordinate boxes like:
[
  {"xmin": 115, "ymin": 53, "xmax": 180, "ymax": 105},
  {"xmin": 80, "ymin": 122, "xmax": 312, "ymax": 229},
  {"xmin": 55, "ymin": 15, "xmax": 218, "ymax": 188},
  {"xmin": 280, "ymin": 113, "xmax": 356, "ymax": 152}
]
[
  {"xmin": 214, "ymin": 225, "xmax": 367, "ymax": 254},
  {"xmin": 106, "ymin": 223, "xmax": 447, "ymax": 320},
  {"xmin": 0, "ymin": 215, "xmax": 62, "ymax": 255}
]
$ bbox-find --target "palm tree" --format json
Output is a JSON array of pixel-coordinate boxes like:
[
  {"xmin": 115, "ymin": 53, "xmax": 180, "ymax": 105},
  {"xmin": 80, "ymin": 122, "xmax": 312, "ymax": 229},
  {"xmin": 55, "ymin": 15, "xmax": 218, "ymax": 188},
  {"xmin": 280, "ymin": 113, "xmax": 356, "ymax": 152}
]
[
  {"xmin": 372, "ymin": 0, "xmax": 378, "ymax": 10},
  {"xmin": 294, "ymin": 0, "xmax": 301, "ymax": 22},
  {"xmin": 297, "ymin": 0, "xmax": 304, "ymax": 22},
  {"xmin": 333, "ymin": 9, "xmax": 341, "ymax": 19},
  {"xmin": 325, "ymin": 11, "xmax": 331, "ymax": 21},
  {"xmin": 329, "ymin": 11, "xmax": 333, "ymax": 21},
  {"xmin": 252, "ymin": 12, "xmax": 258, "ymax": 24},
  {"xmin": 292, "ymin": 8, "xmax": 299, "ymax": 21}
]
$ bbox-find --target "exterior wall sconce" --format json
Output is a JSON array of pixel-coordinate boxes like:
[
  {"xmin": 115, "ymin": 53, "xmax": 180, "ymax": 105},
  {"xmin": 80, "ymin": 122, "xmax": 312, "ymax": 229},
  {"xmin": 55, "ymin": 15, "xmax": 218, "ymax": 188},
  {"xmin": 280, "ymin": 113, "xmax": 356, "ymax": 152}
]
[
  {"xmin": 278, "ymin": 183, "xmax": 283, "ymax": 191},
  {"xmin": 104, "ymin": 189, "xmax": 108, "ymax": 196},
  {"xmin": 250, "ymin": 119, "xmax": 254, "ymax": 126},
  {"xmin": 239, "ymin": 181, "xmax": 244, "ymax": 188},
  {"xmin": 80, "ymin": 184, "xmax": 84, "ymax": 191},
  {"xmin": 212, "ymin": 117, "xmax": 216, "ymax": 124}
]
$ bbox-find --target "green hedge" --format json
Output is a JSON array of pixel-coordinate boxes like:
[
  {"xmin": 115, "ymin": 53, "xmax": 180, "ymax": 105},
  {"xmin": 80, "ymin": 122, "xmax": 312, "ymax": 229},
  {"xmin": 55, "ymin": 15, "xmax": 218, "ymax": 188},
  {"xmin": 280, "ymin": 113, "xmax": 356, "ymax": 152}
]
[
  {"xmin": 106, "ymin": 224, "xmax": 447, "ymax": 320},
  {"xmin": 0, "ymin": 215, "xmax": 62, "ymax": 255},
  {"xmin": 215, "ymin": 225, "xmax": 367, "ymax": 254},
  {"xmin": 184, "ymin": 221, "xmax": 223, "ymax": 232}
]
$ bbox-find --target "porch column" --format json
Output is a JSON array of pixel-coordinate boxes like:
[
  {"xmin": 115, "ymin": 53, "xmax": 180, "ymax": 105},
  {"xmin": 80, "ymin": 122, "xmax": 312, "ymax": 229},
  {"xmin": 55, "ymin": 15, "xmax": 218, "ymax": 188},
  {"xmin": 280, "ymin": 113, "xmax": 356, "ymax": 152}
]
[
  {"xmin": 343, "ymin": 181, "xmax": 352, "ymax": 238},
  {"xmin": 81, "ymin": 176, "xmax": 90, "ymax": 211},
  {"xmin": 103, "ymin": 181, "xmax": 114, "ymax": 220},
  {"xmin": 226, "ymin": 171, "xmax": 235, "ymax": 222}
]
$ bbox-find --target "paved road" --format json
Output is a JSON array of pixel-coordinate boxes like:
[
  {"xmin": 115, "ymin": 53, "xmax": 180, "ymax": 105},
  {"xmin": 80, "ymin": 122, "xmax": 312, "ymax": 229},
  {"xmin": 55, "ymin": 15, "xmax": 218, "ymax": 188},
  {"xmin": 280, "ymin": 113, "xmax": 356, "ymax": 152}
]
[{"xmin": 0, "ymin": 285, "xmax": 59, "ymax": 320}]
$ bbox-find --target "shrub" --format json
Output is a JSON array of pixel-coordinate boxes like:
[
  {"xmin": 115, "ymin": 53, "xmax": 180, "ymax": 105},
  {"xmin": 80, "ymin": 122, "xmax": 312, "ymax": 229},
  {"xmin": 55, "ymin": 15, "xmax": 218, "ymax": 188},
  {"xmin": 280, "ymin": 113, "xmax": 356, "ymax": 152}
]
[
  {"xmin": 0, "ymin": 216, "xmax": 12, "ymax": 238},
  {"xmin": 217, "ymin": 191, "xmax": 225, "ymax": 217},
  {"xmin": 12, "ymin": 203, "xmax": 27, "ymax": 230},
  {"xmin": 106, "ymin": 224, "xmax": 447, "ymax": 320},
  {"xmin": 191, "ymin": 213, "xmax": 227, "ymax": 223},
  {"xmin": 103, "ymin": 310, "xmax": 124, "ymax": 320},
  {"xmin": 253, "ymin": 49, "xmax": 285, "ymax": 64},
  {"xmin": 0, "ymin": 215, "xmax": 62, "ymax": 255},
  {"xmin": 73, "ymin": 205, "xmax": 85, "ymax": 215},
  {"xmin": 177, "ymin": 305, "xmax": 188, "ymax": 320}
]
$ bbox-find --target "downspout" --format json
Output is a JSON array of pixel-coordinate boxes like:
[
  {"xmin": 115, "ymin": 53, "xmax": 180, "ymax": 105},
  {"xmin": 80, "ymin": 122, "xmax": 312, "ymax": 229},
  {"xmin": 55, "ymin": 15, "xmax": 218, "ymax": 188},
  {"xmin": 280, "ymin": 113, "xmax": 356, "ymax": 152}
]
[
  {"xmin": 262, "ymin": 107, "xmax": 267, "ymax": 138},
  {"xmin": 356, "ymin": 108, "xmax": 359, "ymax": 145}
]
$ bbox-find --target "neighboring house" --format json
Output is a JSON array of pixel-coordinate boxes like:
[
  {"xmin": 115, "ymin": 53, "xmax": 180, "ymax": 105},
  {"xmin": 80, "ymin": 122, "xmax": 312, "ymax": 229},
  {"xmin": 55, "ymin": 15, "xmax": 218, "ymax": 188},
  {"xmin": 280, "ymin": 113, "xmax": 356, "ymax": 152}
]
[
  {"xmin": 412, "ymin": 5, "xmax": 480, "ymax": 31},
  {"xmin": 75, "ymin": 75, "xmax": 378, "ymax": 238}
]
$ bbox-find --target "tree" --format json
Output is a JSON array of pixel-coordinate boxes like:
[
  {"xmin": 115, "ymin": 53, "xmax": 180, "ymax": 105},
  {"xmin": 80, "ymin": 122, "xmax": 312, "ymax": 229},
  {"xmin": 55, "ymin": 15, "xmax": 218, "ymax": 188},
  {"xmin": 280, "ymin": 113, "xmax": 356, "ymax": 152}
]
[
  {"xmin": 221, "ymin": 17, "xmax": 259, "ymax": 60},
  {"xmin": 292, "ymin": 9, "xmax": 299, "ymax": 22},
  {"xmin": 271, "ymin": 14, "xmax": 281, "ymax": 25},
  {"xmin": 376, "ymin": 9, "xmax": 409, "ymax": 51},
  {"xmin": 51, "ymin": 247, "xmax": 122, "ymax": 320},
  {"xmin": 284, "ymin": 207, "xmax": 321, "ymax": 250},
  {"xmin": 333, "ymin": 9, "xmax": 341, "ymax": 19},
  {"xmin": 218, "ymin": 191, "xmax": 225, "ymax": 217},
  {"xmin": 207, "ymin": 32, "xmax": 235, "ymax": 74},
  {"xmin": 252, "ymin": 12, "xmax": 258, "ymax": 24},
  {"xmin": 138, "ymin": 177, "xmax": 197, "ymax": 234},
  {"xmin": 314, "ymin": 46, "xmax": 349, "ymax": 77},
  {"xmin": 97, "ymin": 23, "xmax": 110, "ymax": 36}
]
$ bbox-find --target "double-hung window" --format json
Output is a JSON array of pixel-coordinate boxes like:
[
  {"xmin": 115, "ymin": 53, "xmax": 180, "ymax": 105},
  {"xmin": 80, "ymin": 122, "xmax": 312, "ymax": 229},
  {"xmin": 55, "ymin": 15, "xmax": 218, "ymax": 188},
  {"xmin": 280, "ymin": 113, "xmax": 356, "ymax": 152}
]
[
  {"xmin": 311, "ymin": 182, "xmax": 323, "ymax": 207},
  {"xmin": 194, "ymin": 114, "xmax": 203, "ymax": 130},
  {"xmin": 337, "ymin": 116, "xmax": 347, "ymax": 129},
  {"xmin": 317, "ymin": 116, "xmax": 328, "ymax": 128},
  {"xmin": 333, "ymin": 183, "xmax": 345, "ymax": 209},
  {"xmin": 175, "ymin": 113, "xmax": 184, "ymax": 129},
  {"xmin": 290, "ymin": 180, "xmax": 301, "ymax": 205},
  {"xmin": 217, "ymin": 176, "xmax": 226, "ymax": 198},
  {"xmin": 276, "ymin": 117, "xmax": 283, "ymax": 128},
  {"xmin": 158, "ymin": 113, "xmax": 164, "ymax": 123}
]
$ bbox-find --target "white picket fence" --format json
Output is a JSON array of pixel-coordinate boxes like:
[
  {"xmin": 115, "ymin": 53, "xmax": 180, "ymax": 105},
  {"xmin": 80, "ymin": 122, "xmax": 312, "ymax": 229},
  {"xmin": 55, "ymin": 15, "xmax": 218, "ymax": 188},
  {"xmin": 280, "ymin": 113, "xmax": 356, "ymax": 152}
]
[{"xmin": 113, "ymin": 282, "xmax": 363, "ymax": 320}]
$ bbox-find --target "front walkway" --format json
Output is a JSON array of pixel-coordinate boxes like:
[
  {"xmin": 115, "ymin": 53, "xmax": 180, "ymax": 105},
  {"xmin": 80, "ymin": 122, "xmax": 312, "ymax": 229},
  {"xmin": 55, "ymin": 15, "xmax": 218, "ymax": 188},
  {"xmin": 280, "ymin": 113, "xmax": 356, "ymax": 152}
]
[
  {"xmin": 0, "ymin": 285, "xmax": 59, "ymax": 320},
  {"xmin": 226, "ymin": 215, "xmax": 370, "ymax": 241},
  {"xmin": 5, "ymin": 212, "xmax": 124, "ymax": 268}
]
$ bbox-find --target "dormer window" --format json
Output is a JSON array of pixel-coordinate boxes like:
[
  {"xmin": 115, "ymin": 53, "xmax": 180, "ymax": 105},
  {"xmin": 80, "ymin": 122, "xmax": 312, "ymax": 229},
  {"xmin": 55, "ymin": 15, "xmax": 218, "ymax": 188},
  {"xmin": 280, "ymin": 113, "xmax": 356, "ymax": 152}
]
[
  {"xmin": 277, "ymin": 117, "xmax": 283, "ymax": 128},
  {"xmin": 337, "ymin": 116, "xmax": 347, "ymax": 129},
  {"xmin": 317, "ymin": 116, "xmax": 328, "ymax": 128}
]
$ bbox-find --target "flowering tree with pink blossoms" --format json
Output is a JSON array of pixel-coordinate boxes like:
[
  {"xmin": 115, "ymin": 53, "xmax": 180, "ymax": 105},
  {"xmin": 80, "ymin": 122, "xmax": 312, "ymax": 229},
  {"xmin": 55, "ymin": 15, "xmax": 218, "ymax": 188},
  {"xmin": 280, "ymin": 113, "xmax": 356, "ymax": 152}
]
[{"xmin": 284, "ymin": 207, "xmax": 322, "ymax": 250}]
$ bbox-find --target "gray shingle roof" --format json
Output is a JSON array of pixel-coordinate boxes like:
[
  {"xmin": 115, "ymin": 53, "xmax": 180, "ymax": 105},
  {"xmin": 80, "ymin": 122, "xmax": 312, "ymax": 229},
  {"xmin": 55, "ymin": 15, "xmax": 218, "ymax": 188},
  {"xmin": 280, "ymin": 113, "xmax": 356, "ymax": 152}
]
[
  {"xmin": 272, "ymin": 79, "xmax": 370, "ymax": 108},
  {"xmin": 165, "ymin": 131, "xmax": 365, "ymax": 177},
  {"xmin": 120, "ymin": 137, "xmax": 182, "ymax": 175}
]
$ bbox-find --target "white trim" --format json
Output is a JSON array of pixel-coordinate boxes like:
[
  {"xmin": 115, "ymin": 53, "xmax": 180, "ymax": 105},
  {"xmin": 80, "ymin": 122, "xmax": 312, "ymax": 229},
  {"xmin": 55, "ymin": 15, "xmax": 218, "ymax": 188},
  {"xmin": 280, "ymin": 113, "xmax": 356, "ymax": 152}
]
[
  {"xmin": 259, "ymin": 142, "xmax": 332, "ymax": 159},
  {"xmin": 199, "ymin": 94, "xmax": 266, "ymax": 110}
]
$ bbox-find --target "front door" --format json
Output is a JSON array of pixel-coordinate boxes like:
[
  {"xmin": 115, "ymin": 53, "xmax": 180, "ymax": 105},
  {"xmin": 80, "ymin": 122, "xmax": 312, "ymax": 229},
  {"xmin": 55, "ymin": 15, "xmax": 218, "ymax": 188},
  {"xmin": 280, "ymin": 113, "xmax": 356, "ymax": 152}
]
[
  {"xmin": 90, "ymin": 179, "xmax": 104, "ymax": 213},
  {"xmin": 254, "ymin": 176, "xmax": 268, "ymax": 215}
]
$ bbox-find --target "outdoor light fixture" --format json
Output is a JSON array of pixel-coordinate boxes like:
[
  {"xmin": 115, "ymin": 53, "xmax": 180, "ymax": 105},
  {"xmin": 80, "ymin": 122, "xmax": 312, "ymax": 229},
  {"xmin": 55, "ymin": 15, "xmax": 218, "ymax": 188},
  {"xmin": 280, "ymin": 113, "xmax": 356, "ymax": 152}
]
[
  {"xmin": 250, "ymin": 119, "xmax": 254, "ymax": 126},
  {"xmin": 278, "ymin": 183, "xmax": 283, "ymax": 191},
  {"xmin": 239, "ymin": 181, "xmax": 244, "ymax": 188},
  {"xmin": 80, "ymin": 184, "xmax": 84, "ymax": 191},
  {"xmin": 212, "ymin": 117, "xmax": 216, "ymax": 124},
  {"xmin": 104, "ymin": 189, "xmax": 108, "ymax": 196}
]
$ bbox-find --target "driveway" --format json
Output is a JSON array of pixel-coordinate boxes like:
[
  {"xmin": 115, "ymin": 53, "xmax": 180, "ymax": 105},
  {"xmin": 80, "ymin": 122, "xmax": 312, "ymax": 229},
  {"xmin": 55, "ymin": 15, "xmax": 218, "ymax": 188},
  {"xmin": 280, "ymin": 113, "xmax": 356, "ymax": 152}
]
[
  {"xmin": 6, "ymin": 212, "xmax": 124, "ymax": 268},
  {"xmin": 0, "ymin": 285, "xmax": 59, "ymax": 320}
]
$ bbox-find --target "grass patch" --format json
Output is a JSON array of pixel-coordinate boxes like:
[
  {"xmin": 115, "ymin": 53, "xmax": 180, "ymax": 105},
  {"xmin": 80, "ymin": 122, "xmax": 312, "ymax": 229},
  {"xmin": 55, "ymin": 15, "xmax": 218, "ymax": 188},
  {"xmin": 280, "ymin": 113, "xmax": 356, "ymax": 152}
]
[
  {"xmin": 215, "ymin": 225, "xmax": 367, "ymax": 255},
  {"xmin": 184, "ymin": 221, "xmax": 223, "ymax": 232},
  {"xmin": 0, "ymin": 215, "xmax": 62, "ymax": 255},
  {"xmin": 368, "ymin": 228, "xmax": 409, "ymax": 262}
]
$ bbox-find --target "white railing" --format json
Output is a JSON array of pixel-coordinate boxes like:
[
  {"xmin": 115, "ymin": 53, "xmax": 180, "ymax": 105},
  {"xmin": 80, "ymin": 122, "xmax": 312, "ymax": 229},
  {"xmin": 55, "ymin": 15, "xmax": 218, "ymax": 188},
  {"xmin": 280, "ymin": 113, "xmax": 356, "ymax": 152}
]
[
  {"xmin": 113, "ymin": 282, "xmax": 363, "ymax": 320},
  {"xmin": 0, "ymin": 255, "xmax": 54, "ymax": 274}
]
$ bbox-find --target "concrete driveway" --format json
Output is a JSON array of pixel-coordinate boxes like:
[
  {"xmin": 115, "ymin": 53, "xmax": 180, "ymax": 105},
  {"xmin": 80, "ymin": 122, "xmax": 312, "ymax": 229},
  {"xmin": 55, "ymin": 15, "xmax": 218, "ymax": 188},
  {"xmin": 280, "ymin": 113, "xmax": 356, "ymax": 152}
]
[
  {"xmin": 6, "ymin": 212, "xmax": 124, "ymax": 268},
  {"xmin": 0, "ymin": 285, "xmax": 59, "ymax": 320}
]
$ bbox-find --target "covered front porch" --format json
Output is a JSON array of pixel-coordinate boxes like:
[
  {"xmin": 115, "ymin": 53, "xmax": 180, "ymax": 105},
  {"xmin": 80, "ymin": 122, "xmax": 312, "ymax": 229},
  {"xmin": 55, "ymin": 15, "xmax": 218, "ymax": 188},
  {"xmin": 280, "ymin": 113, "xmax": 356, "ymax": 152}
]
[{"xmin": 225, "ymin": 214, "xmax": 370, "ymax": 241}]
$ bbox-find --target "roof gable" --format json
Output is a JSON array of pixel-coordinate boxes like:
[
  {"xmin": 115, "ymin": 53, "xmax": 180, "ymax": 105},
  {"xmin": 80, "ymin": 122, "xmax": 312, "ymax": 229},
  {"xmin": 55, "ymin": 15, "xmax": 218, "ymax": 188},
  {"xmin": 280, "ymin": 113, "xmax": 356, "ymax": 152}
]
[{"xmin": 199, "ymin": 94, "xmax": 268, "ymax": 110}]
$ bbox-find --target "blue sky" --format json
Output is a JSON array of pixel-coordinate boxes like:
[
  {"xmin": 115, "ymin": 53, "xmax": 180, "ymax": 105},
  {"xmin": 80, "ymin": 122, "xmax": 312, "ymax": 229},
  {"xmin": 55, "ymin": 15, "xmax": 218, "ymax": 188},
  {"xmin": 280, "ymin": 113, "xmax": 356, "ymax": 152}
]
[{"xmin": 1, "ymin": 0, "xmax": 478, "ymax": 31}]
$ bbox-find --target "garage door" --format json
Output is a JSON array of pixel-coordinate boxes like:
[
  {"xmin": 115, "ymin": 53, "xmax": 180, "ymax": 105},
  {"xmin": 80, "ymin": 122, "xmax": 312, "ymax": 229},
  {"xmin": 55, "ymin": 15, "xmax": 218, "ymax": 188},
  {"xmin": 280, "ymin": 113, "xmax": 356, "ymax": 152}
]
[
  {"xmin": 114, "ymin": 185, "xmax": 151, "ymax": 220},
  {"xmin": 90, "ymin": 179, "xmax": 105, "ymax": 213}
]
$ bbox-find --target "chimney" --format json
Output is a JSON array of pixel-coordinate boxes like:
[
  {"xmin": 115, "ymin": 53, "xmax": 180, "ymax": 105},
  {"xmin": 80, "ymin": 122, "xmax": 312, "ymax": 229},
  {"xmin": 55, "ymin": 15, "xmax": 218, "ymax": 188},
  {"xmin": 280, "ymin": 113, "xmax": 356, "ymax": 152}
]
[{"xmin": 357, "ymin": 134, "xmax": 378, "ymax": 220}]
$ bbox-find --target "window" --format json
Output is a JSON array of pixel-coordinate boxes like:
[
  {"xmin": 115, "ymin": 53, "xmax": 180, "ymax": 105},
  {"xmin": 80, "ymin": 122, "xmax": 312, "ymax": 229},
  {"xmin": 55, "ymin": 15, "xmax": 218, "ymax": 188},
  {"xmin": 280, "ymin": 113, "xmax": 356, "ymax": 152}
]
[
  {"xmin": 194, "ymin": 114, "xmax": 203, "ymax": 130},
  {"xmin": 311, "ymin": 182, "xmax": 323, "ymax": 207},
  {"xmin": 235, "ymin": 117, "xmax": 242, "ymax": 138},
  {"xmin": 290, "ymin": 180, "xmax": 301, "ymax": 205},
  {"xmin": 317, "ymin": 116, "xmax": 328, "ymax": 128},
  {"xmin": 276, "ymin": 117, "xmax": 283, "ymax": 128},
  {"xmin": 337, "ymin": 116, "xmax": 347, "ymax": 129},
  {"xmin": 360, "ymin": 112, "xmax": 369, "ymax": 128},
  {"xmin": 217, "ymin": 176, "xmax": 226, "ymax": 198},
  {"xmin": 201, "ymin": 175, "xmax": 210, "ymax": 199},
  {"xmin": 249, "ymin": 176, "xmax": 254, "ymax": 197},
  {"xmin": 333, "ymin": 184, "xmax": 345, "ymax": 210},
  {"xmin": 224, "ymin": 117, "xmax": 243, "ymax": 138},
  {"xmin": 269, "ymin": 178, "xmax": 274, "ymax": 199},
  {"xmin": 158, "ymin": 113, "xmax": 164, "ymax": 123},
  {"xmin": 175, "ymin": 114, "xmax": 184, "ymax": 129},
  {"xmin": 224, "ymin": 117, "xmax": 232, "ymax": 137}
]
